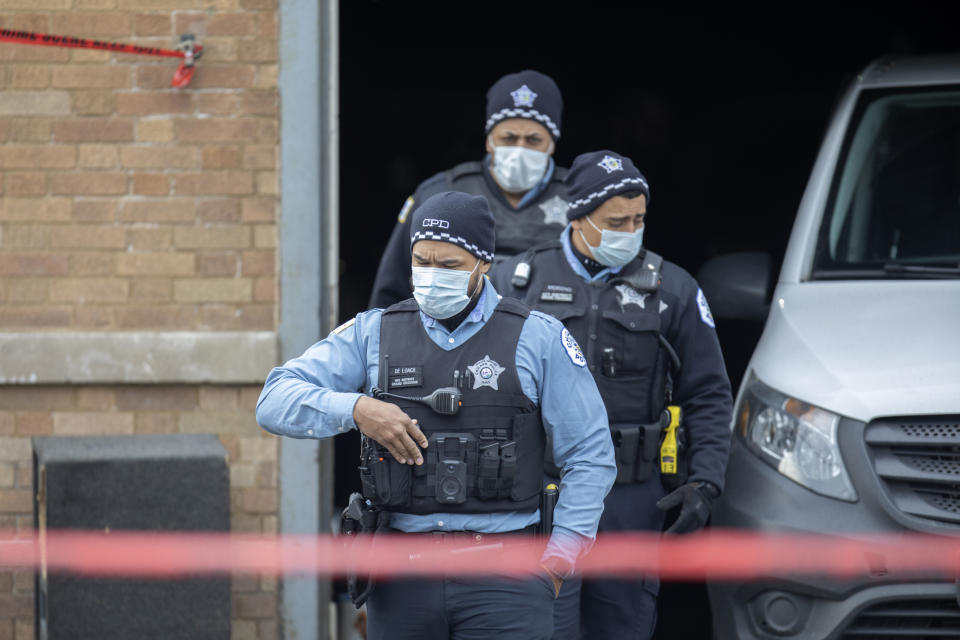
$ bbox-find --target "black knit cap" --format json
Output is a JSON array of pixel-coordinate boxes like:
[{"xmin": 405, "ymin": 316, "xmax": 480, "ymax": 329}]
[
  {"xmin": 564, "ymin": 150, "xmax": 651, "ymax": 220},
  {"xmin": 410, "ymin": 191, "xmax": 496, "ymax": 262},
  {"xmin": 485, "ymin": 69, "xmax": 563, "ymax": 141}
]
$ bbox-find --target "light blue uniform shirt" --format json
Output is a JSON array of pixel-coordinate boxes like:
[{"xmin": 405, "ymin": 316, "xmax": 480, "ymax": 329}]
[{"xmin": 256, "ymin": 279, "xmax": 616, "ymax": 566}]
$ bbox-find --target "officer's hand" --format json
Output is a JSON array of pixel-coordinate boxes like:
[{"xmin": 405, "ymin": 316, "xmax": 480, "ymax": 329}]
[
  {"xmin": 656, "ymin": 482, "xmax": 720, "ymax": 534},
  {"xmin": 353, "ymin": 396, "xmax": 428, "ymax": 465}
]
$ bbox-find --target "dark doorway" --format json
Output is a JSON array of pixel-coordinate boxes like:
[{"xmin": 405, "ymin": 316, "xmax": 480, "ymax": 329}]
[{"xmin": 337, "ymin": 2, "xmax": 957, "ymax": 636}]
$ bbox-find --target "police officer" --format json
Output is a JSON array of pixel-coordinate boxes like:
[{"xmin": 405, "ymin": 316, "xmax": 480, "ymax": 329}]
[
  {"xmin": 257, "ymin": 191, "xmax": 616, "ymax": 640},
  {"xmin": 369, "ymin": 69, "xmax": 572, "ymax": 309},
  {"xmin": 491, "ymin": 151, "xmax": 733, "ymax": 639}
]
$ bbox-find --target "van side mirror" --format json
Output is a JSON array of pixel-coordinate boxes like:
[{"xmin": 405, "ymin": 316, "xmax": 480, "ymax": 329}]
[{"xmin": 696, "ymin": 252, "xmax": 773, "ymax": 322}]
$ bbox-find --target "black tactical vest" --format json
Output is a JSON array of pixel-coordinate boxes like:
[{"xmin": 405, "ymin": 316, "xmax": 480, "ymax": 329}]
[
  {"xmin": 507, "ymin": 243, "xmax": 673, "ymax": 483},
  {"xmin": 359, "ymin": 296, "xmax": 545, "ymax": 515},
  {"xmin": 436, "ymin": 161, "xmax": 569, "ymax": 258}
]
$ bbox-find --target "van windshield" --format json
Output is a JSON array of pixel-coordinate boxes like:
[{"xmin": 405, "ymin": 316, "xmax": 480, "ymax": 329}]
[{"xmin": 813, "ymin": 88, "xmax": 960, "ymax": 279}]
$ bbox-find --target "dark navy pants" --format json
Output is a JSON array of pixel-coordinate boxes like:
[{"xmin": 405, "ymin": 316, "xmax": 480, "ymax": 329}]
[
  {"xmin": 552, "ymin": 478, "xmax": 667, "ymax": 639},
  {"xmin": 367, "ymin": 571, "xmax": 556, "ymax": 639}
]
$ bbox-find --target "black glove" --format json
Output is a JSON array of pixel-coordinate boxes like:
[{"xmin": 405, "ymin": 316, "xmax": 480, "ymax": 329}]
[{"xmin": 656, "ymin": 481, "xmax": 719, "ymax": 534}]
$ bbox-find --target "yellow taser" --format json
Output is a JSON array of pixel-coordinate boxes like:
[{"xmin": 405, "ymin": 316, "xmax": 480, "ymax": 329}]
[{"xmin": 659, "ymin": 406, "xmax": 682, "ymax": 475}]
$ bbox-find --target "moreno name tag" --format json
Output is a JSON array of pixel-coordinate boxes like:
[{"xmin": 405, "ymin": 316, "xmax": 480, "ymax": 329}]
[
  {"xmin": 540, "ymin": 284, "xmax": 575, "ymax": 303},
  {"xmin": 388, "ymin": 365, "xmax": 423, "ymax": 389}
]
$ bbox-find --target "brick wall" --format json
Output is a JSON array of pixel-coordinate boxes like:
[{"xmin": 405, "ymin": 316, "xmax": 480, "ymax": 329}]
[
  {"xmin": 0, "ymin": 1, "xmax": 281, "ymax": 638},
  {"xmin": 0, "ymin": 384, "xmax": 280, "ymax": 640},
  {"xmin": 0, "ymin": 3, "xmax": 278, "ymax": 331}
]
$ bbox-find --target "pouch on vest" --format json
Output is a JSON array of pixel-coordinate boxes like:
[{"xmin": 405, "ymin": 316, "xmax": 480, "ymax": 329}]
[
  {"xmin": 611, "ymin": 425, "xmax": 640, "ymax": 484},
  {"xmin": 611, "ymin": 421, "xmax": 664, "ymax": 484},
  {"xmin": 359, "ymin": 437, "xmax": 411, "ymax": 507}
]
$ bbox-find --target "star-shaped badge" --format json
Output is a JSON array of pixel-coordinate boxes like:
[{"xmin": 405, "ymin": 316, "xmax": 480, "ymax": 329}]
[
  {"xmin": 510, "ymin": 84, "xmax": 538, "ymax": 107},
  {"xmin": 616, "ymin": 283, "xmax": 648, "ymax": 310},
  {"xmin": 597, "ymin": 155, "xmax": 624, "ymax": 174},
  {"xmin": 467, "ymin": 355, "xmax": 506, "ymax": 390},
  {"xmin": 538, "ymin": 195, "xmax": 570, "ymax": 226}
]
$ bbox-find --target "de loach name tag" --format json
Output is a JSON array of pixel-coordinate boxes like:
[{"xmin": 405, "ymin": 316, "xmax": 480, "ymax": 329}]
[{"xmin": 388, "ymin": 365, "xmax": 423, "ymax": 389}]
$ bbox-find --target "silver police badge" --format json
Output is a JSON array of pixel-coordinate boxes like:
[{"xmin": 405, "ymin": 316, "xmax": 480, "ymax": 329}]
[
  {"xmin": 467, "ymin": 355, "xmax": 506, "ymax": 390},
  {"xmin": 538, "ymin": 195, "xmax": 570, "ymax": 226},
  {"xmin": 616, "ymin": 283, "xmax": 648, "ymax": 310},
  {"xmin": 597, "ymin": 155, "xmax": 624, "ymax": 174},
  {"xmin": 510, "ymin": 84, "xmax": 538, "ymax": 107}
]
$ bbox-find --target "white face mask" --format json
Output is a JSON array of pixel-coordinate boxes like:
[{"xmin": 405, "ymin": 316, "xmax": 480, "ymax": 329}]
[
  {"xmin": 578, "ymin": 215, "xmax": 644, "ymax": 267},
  {"xmin": 488, "ymin": 136, "xmax": 553, "ymax": 193},
  {"xmin": 411, "ymin": 260, "xmax": 481, "ymax": 319}
]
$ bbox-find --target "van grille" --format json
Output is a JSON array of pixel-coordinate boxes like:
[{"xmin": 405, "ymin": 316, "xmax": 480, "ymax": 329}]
[
  {"xmin": 840, "ymin": 598, "xmax": 960, "ymax": 638},
  {"xmin": 865, "ymin": 417, "xmax": 960, "ymax": 525}
]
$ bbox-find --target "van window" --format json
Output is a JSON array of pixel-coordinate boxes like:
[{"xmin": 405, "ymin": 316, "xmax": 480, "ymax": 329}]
[{"xmin": 813, "ymin": 89, "xmax": 960, "ymax": 277}]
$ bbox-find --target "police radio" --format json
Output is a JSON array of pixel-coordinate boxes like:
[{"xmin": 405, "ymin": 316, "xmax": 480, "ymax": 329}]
[{"xmin": 372, "ymin": 386, "xmax": 462, "ymax": 415}]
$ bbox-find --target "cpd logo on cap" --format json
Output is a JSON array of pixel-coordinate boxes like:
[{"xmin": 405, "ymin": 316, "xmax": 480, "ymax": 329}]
[{"xmin": 422, "ymin": 219, "xmax": 450, "ymax": 229}]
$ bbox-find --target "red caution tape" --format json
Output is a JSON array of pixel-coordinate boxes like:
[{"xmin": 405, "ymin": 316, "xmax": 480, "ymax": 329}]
[
  {"xmin": 0, "ymin": 29, "xmax": 202, "ymax": 88},
  {"xmin": 3, "ymin": 529, "xmax": 960, "ymax": 581}
]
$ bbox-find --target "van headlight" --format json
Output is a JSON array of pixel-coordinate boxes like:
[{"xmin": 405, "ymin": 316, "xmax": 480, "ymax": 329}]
[{"xmin": 737, "ymin": 377, "xmax": 857, "ymax": 502}]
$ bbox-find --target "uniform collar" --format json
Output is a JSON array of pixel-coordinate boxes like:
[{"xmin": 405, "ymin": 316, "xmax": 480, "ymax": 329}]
[
  {"xmin": 419, "ymin": 278, "xmax": 498, "ymax": 333},
  {"xmin": 560, "ymin": 225, "xmax": 622, "ymax": 282}
]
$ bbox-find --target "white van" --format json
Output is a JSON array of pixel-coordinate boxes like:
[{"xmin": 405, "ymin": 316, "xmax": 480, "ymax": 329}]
[{"xmin": 701, "ymin": 53, "xmax": 960, "ymax": 638}]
